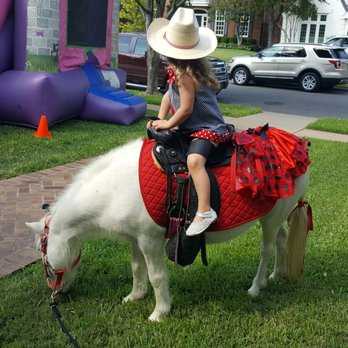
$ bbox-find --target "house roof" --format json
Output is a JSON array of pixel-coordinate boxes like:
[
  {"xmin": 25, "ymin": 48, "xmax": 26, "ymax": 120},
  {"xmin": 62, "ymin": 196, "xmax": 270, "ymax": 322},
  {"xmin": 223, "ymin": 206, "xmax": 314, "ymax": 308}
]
[{"xmin": 341, "ymin": 0, "xmax": 348, "ymax": 11}]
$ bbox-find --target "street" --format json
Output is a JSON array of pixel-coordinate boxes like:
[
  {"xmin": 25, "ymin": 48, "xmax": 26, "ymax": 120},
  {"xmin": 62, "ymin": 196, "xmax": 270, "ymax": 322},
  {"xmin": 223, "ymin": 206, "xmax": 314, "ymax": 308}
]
[{"xmin": 218, "ymin": 82, "xmax": 348, "ymax": 118}]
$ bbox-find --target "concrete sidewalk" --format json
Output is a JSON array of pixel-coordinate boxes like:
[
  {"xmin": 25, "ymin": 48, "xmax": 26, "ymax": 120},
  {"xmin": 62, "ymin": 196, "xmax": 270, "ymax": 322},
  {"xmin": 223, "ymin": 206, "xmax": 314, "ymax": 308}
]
[
  {"xmin": 1, "ymin": 107, "xmax": 348, "ymax": 279},
  {"xmin": 226, "ymin": 112, "xmax": 348, "ymax": 142},
  {"xmin": 149, "ymin": 104, "xmax": 348, "ymax": 142}
]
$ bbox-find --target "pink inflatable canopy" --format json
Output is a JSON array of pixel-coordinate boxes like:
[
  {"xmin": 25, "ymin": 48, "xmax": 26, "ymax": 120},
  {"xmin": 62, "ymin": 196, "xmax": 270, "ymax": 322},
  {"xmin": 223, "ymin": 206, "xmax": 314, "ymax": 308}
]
[
  {"xmin": 0, "ymin": 0, "xmax": 13, "ymax": 30},
  {"xmin": 59, "ymin": 0, "xmax": 114, "ymax": 71}
]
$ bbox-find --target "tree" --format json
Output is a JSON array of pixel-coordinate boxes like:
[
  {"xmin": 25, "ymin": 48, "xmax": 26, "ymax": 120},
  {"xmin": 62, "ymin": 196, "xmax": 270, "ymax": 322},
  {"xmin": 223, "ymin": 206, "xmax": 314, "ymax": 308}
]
[
  {"xmin": 253, "ymin": 0, "xmax": 322, "ymax": 47},
  {"xmin": 114, "ymin": 0, "xmax": 120, "ymax": 67},
  {"xmin": 120, "ymin": 0, "xmax": 145, "ymax": 32},
  {"xmin": 281, "ymin": 1, "xmax": 320, "ymax": 43},
  {"xmin": 211, "ymin": 0, "xmax": 253, "ymax": 46},
  {"xmin": 134, "ymin": 0, "xmax": 189, "ymax": 94},
  {"xmin": 211, "ymin": 0, "xmax": 323, "ymax": 47}
]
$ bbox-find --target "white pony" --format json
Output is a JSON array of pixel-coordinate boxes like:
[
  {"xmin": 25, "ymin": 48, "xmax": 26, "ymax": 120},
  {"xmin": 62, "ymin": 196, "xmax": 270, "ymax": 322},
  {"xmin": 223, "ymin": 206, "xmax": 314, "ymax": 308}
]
[{"xmin": 26, "ymin": 139, "xmax": 309, "ymax": 322}]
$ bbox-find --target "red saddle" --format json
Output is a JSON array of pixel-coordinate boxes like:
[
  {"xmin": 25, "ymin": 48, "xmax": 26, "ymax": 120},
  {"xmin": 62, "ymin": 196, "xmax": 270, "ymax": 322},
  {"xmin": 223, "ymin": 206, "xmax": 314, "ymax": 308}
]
[{"xmin": 139, "ymin": 128, "xmax": 310, "ymax": 232}]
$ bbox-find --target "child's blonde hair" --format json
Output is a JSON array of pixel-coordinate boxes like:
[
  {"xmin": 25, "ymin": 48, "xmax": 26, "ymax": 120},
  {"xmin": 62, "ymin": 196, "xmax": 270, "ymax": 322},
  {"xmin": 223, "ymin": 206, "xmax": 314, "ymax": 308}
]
[{"xmin": 167, "ymin": 57, "xmax": 219, "ymax": 91}]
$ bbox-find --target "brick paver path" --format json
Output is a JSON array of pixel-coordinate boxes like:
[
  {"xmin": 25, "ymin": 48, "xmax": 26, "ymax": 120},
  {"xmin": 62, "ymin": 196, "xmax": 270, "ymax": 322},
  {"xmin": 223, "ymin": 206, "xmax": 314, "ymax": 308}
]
[{"xmin": 0, "ymin": 159, "xmax": 91, "ymax": 278}]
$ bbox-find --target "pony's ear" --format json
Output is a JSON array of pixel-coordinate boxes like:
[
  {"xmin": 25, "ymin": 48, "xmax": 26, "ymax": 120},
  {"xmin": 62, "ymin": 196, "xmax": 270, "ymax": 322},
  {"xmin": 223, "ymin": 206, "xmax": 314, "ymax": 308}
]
[{"xmin": 25, "ymin": 221, "xmax": 42, "ymax": 234}]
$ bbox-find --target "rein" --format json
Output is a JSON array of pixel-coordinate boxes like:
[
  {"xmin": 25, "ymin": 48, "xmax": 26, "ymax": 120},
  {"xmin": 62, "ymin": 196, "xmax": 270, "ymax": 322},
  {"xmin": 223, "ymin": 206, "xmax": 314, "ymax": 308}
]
[{"xmin": 39, "ymin": 213, "xmax": 81, "ymax": 348}]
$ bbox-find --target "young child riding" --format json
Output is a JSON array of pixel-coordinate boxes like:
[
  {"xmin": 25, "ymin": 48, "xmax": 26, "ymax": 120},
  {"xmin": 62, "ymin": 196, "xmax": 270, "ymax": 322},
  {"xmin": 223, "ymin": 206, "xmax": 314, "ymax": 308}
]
[{"xmin": 147, "ymin": 7, "xmax": 231, "ymax": 236}]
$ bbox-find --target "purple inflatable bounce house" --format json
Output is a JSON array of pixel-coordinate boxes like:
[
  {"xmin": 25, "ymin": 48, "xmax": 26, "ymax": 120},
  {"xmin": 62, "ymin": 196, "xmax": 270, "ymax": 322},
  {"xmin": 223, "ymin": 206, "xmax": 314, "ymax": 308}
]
[{"xmin": 0, "ymin": 0, "xmax": 146, "ymax": 128}]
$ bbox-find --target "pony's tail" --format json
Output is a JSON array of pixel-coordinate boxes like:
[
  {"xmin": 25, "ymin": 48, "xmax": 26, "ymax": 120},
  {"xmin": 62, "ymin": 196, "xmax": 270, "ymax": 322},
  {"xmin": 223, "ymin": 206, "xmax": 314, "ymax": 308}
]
[{"xmin": 286, "ymin": 200, "xmax": 313, "ymax": 281}]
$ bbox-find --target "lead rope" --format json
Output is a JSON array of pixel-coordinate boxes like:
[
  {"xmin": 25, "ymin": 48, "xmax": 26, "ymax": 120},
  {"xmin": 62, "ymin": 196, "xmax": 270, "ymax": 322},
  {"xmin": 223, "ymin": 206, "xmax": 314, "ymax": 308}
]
[{"xmin": 49, "ymin": 293, "xmax": 80, "ymax": 348}]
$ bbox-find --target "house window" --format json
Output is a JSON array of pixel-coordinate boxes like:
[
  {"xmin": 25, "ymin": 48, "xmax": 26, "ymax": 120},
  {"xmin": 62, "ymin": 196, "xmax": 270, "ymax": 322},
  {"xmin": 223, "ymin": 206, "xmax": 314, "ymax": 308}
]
[
  {"xmin": 195, "ymin": 10, "xmax": 208, "ymax": 28},
  {"xmin": 239, "ymin": 15, "xmax": 250, "ymax": 38},
  {"xmin": 300, "ymin": 24, "xmax": 307, "ymax": 43},
  {"xmin": 318, "ymin": 24, "xmax": 326, "ymax": 43},
  {"xmin": 214, "ymin": 10, "xmax": 225, "ymax": 36},
  {"xmin": 298, "ymin": 14, "xmax": 327, "ymax": 43},
  {"xmin": 308, "ymin": 24, "xmax": 317, "ymax": 43}
]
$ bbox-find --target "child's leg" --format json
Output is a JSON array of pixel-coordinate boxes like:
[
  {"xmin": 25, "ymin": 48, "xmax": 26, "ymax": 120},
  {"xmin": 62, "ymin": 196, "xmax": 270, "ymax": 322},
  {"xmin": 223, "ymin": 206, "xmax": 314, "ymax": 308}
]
[
  {"xmin": 187, "ymin": 153, "xmax": 211, "ymax": 214},
  {"xmin": 186, "ymin": 139, "xmax": 217, "ymax": 236}
]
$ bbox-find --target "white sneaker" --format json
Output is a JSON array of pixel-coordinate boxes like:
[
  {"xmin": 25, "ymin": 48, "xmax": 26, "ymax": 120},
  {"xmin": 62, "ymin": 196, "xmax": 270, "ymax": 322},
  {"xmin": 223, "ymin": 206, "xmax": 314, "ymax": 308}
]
[{"xmin": 186, "ymin": 209, "xmax": 217, "ymax": 236}]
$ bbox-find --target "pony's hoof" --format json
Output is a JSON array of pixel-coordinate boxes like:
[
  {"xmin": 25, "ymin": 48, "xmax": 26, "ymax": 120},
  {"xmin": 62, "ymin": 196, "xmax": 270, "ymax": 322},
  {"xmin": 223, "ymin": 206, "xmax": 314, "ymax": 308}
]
[
  {"xmin": 148, "ymin": 309, "xmax": 169, "ymax": 322},
  {"xmin": 269, "ymin": 272, "xmax": 278, "ymax": 282},
  {"xmin": 247, "ymin": 286, "xmax": 260, "ymax": 298},
  {"xmin": 259, "ymin": 278, "xmax": 268, "ymax": 289},
  {"xmin": 122, "ymin": 292, "xmax": 147, "ymax": 303}
]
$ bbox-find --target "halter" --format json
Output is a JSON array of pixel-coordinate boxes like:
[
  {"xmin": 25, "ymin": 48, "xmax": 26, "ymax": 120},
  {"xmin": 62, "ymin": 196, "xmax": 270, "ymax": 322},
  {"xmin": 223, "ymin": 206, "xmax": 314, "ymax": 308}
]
[
  {"xmin": 40, "ymin": 214, "xmax": 81, "ymax": 299},
  {"xmin": 39, "ymin": 214, "xmax": 81, "ymax": 347}
]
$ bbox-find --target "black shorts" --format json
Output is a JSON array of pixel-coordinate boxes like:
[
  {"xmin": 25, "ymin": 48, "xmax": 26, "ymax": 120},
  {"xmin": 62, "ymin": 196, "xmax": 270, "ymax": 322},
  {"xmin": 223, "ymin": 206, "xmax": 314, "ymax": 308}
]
[{"xmin": 187, "ymin": 138, "xmax": 215, "ymax": 159}]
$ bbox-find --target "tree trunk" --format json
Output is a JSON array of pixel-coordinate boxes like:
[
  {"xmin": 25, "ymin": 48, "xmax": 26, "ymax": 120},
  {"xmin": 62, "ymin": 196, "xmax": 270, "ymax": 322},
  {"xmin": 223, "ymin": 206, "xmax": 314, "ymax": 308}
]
[
  {"xmin": 145, "ymin": 0, "xmax": 160, "ymax": 94},
  {"xmin": 113, "ymin": 0, "xmax": 120, "ymax": 67},
  {"xmin": 236, "ymin": 23, "xmax": 243, "ymax": 46},
  {"xmin": 147, "ymin": 49, "xmax": 160, "ymax": 94},
  {"xmin": 267, "ymin": 13, "xmax": 274, "ymax": 47}
]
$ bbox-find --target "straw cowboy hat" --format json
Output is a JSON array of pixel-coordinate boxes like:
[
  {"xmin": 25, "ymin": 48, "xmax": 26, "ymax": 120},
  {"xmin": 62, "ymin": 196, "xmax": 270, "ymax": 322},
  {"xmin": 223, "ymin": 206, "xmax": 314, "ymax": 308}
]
[{"xmin": 147, "ymin": 7, "xmax": 217, "ymax": 60}]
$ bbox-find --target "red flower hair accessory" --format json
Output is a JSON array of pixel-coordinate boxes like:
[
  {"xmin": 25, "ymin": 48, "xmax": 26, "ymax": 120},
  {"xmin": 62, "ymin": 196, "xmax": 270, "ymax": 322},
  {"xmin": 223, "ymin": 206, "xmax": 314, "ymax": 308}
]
[{"xmin": 166, "ymin": 67, "xmax": 176, "ymax": 85}]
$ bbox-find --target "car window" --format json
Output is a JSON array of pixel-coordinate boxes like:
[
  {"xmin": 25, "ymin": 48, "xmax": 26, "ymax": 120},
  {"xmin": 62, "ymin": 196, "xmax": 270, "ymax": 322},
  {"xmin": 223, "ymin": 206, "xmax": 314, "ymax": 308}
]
[
  {"xmin": 134, "ymin": 38, "xmax": 148, "ymax": 56},
  {"xmin": 342, "ymin": 38, "xmax": 348, "ymax": 47},
  {"xmin": 326, "ymin": 38, "xmax": 340, "ymax": 46},
  {"xmin": 314, "ymin": 49, "xmax": 333, "ymax": 58},
  {"xmin": 332, "ymin": 48, "xmax": 348, "ymax": 59},
  {"xmin": 119, "ymin": 36, "xmax": 132, "ymax": 54},
  {"xmin": 283, "ymin": 46, "xmax": 307, "ymax": 57},
  {"xmin": 260, "ymin": 46, "xmax": 283, "ymax": 57}
]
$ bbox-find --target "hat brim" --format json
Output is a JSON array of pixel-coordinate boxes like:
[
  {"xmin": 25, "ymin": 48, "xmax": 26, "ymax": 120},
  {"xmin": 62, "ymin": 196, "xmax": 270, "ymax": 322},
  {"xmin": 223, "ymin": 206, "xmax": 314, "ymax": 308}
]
[{"xmin": 147, "ymin": 18, "xmax": 217, "ymax": 60}]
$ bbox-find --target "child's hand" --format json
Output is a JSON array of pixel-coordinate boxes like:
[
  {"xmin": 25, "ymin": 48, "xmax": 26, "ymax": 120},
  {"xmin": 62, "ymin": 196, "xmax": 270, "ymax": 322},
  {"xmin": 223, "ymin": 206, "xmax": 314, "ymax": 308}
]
[{"xmin": 152, "ymin": 120, "xmax": 171, "ymax": 131}]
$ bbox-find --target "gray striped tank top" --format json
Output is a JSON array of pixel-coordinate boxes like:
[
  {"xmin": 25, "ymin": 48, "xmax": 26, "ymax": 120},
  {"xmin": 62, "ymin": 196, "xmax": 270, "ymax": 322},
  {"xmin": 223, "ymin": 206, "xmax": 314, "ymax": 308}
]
[{"xmin": 168, "ymin": 84, "xmax": 229, "ymax": 134}]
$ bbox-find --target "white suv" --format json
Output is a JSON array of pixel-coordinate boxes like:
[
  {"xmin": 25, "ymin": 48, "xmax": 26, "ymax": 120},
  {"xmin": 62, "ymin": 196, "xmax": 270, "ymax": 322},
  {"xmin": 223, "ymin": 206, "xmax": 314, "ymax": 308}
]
[{"xmin": 228, "ymin": 44, "xmax": 348, "ymax": 92}]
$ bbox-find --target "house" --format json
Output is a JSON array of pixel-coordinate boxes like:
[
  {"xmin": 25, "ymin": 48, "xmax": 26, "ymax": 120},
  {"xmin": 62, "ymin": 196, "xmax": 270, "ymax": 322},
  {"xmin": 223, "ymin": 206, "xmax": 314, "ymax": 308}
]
[
  {"xmin": 26, "ymin": 0, "xmax": 118, "ymax": 56},
  {"xmin": 190, "ymin": 0, "xmax": 281, "ymax": 47},
  {"xmin": 281, "ymin": 0, "xmax": 348, "ymax": 43}
]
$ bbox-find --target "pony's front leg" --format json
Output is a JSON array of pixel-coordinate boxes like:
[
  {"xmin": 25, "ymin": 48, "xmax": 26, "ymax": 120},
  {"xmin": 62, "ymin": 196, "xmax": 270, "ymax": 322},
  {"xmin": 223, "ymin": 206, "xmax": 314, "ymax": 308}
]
[
  {"xmin": 138, "ymin": 236, "xmax": 171, "ymax": 322},
  {"xmin": 248, "ymin": 222, "xmax": 278, "ymax": 297},
  {"xmin": 123, "ymin": 240, "xmax": 149, "ymax": 303}
]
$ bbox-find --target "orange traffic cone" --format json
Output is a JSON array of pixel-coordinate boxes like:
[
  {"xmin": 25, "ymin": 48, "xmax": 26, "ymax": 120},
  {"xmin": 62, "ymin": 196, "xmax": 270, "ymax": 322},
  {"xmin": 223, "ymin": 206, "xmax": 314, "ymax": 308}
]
[{"xmin": 33, "ymin": 114, "xmax": 52, "ymax": 139}]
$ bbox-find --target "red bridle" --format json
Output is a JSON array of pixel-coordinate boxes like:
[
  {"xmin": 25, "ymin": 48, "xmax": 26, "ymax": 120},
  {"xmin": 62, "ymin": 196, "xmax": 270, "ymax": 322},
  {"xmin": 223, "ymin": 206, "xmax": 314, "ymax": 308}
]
[{"xmin": 40, "ymin": 215, "xmax": 81, "ymax": 294}]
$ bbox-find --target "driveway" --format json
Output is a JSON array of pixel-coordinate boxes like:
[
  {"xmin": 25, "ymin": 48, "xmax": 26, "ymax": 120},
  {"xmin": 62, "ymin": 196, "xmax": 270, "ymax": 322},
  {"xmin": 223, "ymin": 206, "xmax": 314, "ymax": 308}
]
[{"xmin": 218, "ymin": 82, "xmax": 348, "ymax": 118}]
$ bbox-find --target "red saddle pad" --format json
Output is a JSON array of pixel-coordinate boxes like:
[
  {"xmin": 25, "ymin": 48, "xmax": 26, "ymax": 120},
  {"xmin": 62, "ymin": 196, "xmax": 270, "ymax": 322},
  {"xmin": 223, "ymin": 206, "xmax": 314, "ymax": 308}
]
[{"xmin": 138, "ymin": 139, "xmax": 276, "ymax": 231}]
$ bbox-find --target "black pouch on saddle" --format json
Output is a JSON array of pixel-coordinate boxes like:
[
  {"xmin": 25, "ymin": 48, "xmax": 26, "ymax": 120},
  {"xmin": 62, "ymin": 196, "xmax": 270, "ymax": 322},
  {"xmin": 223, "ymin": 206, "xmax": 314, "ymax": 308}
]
[
  {"xmin": 147, "ymin": 126, "xmax": 222, "ymax": 267},
  {"xmin": 165, "ymin": 172, "xmax": 220, "ymax": 267}
]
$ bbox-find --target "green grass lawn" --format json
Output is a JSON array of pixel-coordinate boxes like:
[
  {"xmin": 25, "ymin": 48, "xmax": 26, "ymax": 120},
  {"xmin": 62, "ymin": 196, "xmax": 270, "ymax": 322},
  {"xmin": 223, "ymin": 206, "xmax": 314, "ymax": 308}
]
[
  {"xmin": 307, "ymin": 118, "xmax": 348, "ymax": 135},
  {"xmin": 130, "ymin": 90, "xmax": 262, "ymax": 118},
  {"xmin": 0, "ymin": 118, "xmax": 149, "ymax": 180},
  {"xmin": 0, "ymin": 139, "xmax": 347, "ymax": 347},
  {"xmin": 0, "ymin": 99, "xmax": 260, "ymax": 180},
  {"xmin": 213, "ymin": 48, "xmax": 252, "ymax": 62},
  {"xmin": 27, "ymin": 54, "xmax": 57, "ymax": 73}
]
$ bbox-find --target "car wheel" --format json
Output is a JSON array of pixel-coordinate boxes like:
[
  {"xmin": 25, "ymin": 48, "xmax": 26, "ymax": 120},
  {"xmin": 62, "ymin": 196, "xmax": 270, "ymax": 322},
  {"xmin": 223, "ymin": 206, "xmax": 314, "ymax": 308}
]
[
  {"xmin": 300, "ymin": 72, "xmax": 321, "ymax": 92},
  {"xmin": 232, "ymin": 66, "xmax": 250, "ymax": 86}
]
